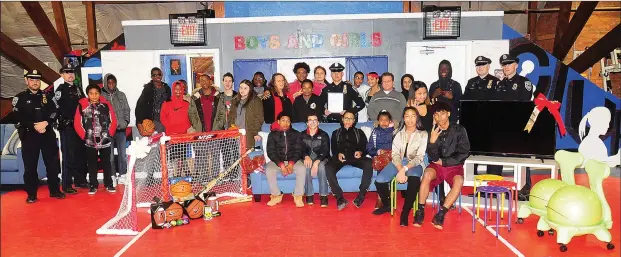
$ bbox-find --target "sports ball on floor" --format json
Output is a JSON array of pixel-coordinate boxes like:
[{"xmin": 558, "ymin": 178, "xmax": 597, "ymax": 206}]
[
  {"xmin": 165, "ymin": 202, "xmax": 185, "ymax": 222},
  {"xmin": 141, "ymin": 119, "xmax": 155, "ymax": 136},
  {"xmin": 183, "ymin": 198, "xmax": 205, "ymax": 219},
  {"xmin": 152, "ymin": 206, "xmax": 167, "ymax": 227},
  {"xmin": 170, "ymin": 177, "xmax": 194, "ymax": 202}
]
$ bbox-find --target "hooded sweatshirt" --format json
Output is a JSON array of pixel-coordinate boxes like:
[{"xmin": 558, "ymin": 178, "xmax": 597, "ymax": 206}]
[
  {"xmin": 429, "ymin": 60, "xmax": 462, "ymax": 122},
  {"xmin": 101, "ymin": 74, "xmax": 131, "ymax": 130},
  {"xmin": 160, "ymin": 83, "xmax": 192, "ymax": 135}
]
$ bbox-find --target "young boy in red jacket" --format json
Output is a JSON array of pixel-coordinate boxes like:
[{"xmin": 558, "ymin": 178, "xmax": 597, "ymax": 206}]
[
  {"xmin": 74, "ymin": 84, "xmax": 117, "ymax": 194},
  {"xmin": 161, "ymin": 80, "xmax": 192, "ymax": 135}
]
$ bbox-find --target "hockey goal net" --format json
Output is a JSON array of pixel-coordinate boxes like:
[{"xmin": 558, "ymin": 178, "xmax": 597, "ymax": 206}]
[{"xmin": 96, "ymin": 129, "xmax": 249, "ymax": 236}]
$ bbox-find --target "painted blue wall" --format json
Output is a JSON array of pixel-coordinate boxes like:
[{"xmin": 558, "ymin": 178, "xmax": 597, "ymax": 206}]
[{"xmin": 224, "ymin": 1, "xmax": 403, "ymax": 18}]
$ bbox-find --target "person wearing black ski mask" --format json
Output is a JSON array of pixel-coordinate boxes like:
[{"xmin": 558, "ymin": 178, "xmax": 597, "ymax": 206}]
[{"xmin": 429, "ymin": 60, "xmax": 462, "ymax": 122}]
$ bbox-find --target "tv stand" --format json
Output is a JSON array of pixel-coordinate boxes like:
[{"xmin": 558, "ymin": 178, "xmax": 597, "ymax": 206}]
[{"xmin": 463, "ymin": 155, "xmax": 559, "ymax": 190}]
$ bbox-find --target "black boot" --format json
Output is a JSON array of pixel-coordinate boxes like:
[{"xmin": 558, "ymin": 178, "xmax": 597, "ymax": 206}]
[
  {"xmin": 353, "ymin": 191, "xmax": 367, "ymax": 208},
  {"xmin": 372, "ymin": 182, "xmax": 390, "ymax": 215},
  {"xmin": 401, "ymin": 176, "xmax": 421, "ymax": 226}
]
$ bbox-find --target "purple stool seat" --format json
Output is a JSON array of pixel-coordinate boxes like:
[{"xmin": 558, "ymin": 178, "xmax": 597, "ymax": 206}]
[{"xmin": 472, "ymin": 186, "xmax": 512, "ymax": 237}]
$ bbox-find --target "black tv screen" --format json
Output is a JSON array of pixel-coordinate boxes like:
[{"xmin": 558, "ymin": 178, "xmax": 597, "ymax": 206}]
[{"xmin": 459, "ymin": 100, "xmax": 557, "ymax": 158}]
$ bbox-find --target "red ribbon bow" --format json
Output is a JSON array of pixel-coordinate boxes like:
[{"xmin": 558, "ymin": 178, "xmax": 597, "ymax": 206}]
[{"xmin": 534, "ymin": 93, "xmax": 566, "ymax": 136}]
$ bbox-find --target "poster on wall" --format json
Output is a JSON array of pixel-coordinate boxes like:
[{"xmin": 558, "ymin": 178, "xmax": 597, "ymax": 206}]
[
  {"xmin": 190, "ymin": 57, "xmax": 215, "ymax": 91},
  {"xmin": 160, "ymin": 54, "xmax": 188, "ymax": 92}
]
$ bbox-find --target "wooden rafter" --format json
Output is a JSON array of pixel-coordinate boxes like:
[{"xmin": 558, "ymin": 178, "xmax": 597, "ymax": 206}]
[
  {"xmin": 212, "ymin": 2, "xmax": 225, "ymax": 18},
  {"xmin": 85, "ymin": 1, "xmax": 98, "ymax": 51},
  {"xmin": 0, "ymin": 32, "xmax": 61, "ymax": 85},
  {"xmin": 21, "ymin": 1, "xmax": 71, "ymax": 62},
  {"xmin": 553, "ymin": 1, "xmax": 599, "ymax": 62},
  {"xmin": 569, "ymin": 23, "xmax": 621, "ymax": 73},
  {"xmin": 552, "ymin": 1, "xmax": 572, "ymax": 60},
  {"xmin": 527, "ymin": 1, "xmax": 538, "ymax": 40},
  {"xmin": 51, "ymin": 2, "xmax": 71, "ymax": 51}
]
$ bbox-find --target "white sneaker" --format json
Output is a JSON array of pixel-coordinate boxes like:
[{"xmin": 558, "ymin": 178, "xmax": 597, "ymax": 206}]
[{"xmin": 118, "ymin": 175, "xmax": 126, "ymax": 185}]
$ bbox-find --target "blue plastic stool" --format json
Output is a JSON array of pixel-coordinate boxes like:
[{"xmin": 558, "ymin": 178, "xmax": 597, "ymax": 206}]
[
  {"xmin": 472, "ymin": 185, "xmax": 512, "ymax": 237},
  {"xmin": 432, "ymin": 185, "xmax": 462, "ymax": 214}
]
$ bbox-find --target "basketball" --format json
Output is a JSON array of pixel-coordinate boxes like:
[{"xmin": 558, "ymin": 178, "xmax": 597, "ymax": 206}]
[
  {"xmin": 165, "ymin": 202, "xmax": 184, "ymax": 222},
  {"xmin": 184, "ymin": 199, "xmax": 205, "ymax": 219},
  {"xmin": 141, "ymin": 119, "xmax": 155, "ymax": 136},
  {"xmin": 170, "ymin": 180, "xmax": 193, "ymax": 201}
]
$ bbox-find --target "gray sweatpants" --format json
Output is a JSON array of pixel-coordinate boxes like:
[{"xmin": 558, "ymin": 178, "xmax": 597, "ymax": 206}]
[{"xmin": 266, "ymin": 161, "xmax": 306, "ymax": 196}]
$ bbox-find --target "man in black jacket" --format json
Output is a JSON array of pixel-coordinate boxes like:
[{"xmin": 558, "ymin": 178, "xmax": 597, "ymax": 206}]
[
  {"xmin": 429, "ymin": 60, "xmax": 462, "ymax": 122},
  {"xmin": 301, "ymin": 113, "xmax": 330, "ymax": 206},
  {"xmin": 325, "ymin": 111, "xmax": 373, "ymax": 211},
  {"xmin": 135, "ymin": 67, "xmax": 171, "ymax": 136},
  {"xmin": 265, "ymin": 112, "xmax": 306, "ymax": 208},
  {"xmin": 293, "ymin": 79, "xmax": 325, "ymax": 123},
  {"xmin": 321, "ymin": 63, "xmax": 365, "ymax": 123},
  {"xmin": 54, "ymin": 63, "xmax": 87, "ymax": 193},
  {"xmin": 413, "ymin": 102, "xmax": 470, "ymax": 230}
]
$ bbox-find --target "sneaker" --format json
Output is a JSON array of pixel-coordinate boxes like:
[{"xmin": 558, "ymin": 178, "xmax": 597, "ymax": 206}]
[
  {"xmin": 26, "ymin": 196, "xmax": 38, "ymax": 204},
  {"xmin": 353, "ymin": 194, "xmax": 365, "ymax": 208},
  {"xmin": 372, "ymin": 206, "xmax": 390, "ymax": 215},
  {"xmin": 374, "ymin": 196, "xmax": 382, "ymax": 210},
  {"xmin": 89, "ymin": 187, "xmax": 97, "ymax": 195},
  {"xmin": 320, "ymin": 196, "xmax": 328, "ymax": 207},
  {"xmin": 413, "ymin": 209, "xmax": 425, "ymax": 227},
  {"xmin": 293, "ymin": 195, "xmax": 304, "ymax": 208},
  {"xmin": 50, "ymin": 191, "xmax": 66, "ymax": 199},
  {"xmin": 63, "ymin": 188, "xmax": 78, "ymax": 195},
  {"xmin": 336, "ymin": 198, "xmax": 349, "ymax": 211},
  {"xmin": 267, "ymin": 194, "xmax": 283, "ymax": 206},
  {"xmin": 305, "ymin": 195, "xmax": 314, "ymax": 205},
  {"xmin": 431, "ymin": 211, "xmax": 446, "ymax": 230},
  {"xmin": 106, "ymin": 185, "xmax": 116, "ymax": 193}
]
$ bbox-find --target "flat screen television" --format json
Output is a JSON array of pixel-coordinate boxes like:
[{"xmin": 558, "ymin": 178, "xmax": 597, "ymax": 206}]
[{"xmin": 459, "ymin": 100, "xmax": 557, "ymax": 159}]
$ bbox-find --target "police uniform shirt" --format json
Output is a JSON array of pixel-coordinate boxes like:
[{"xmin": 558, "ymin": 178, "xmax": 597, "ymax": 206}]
[
  {"xmin": 55, "ymin": 82, "xmax": 85, "ymax": 126},
  {"xmin": 463, "ymin": 74, "xmax": 500, "ymax": 100},
  {"xmin": 12, "ymin": 89, "xmax": 59, "ymax": 131},
  {"xmin": 496, "ymin": 74, "xmax": 533, "ymax": 101},
  {"xmin": 320, "ymin": 80, "xmax": 366, "ymax": 115}
]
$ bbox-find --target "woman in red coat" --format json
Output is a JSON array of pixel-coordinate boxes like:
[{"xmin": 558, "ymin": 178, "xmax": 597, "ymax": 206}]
[{"xmin": 161, "ymin": 80, "xmax": 192, "ymax": 135}]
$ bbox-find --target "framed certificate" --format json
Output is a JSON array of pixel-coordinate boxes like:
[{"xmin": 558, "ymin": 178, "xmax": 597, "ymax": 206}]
[{"xmin": 327, "ymin": 92, "xmax": 344, "ymax": 113}]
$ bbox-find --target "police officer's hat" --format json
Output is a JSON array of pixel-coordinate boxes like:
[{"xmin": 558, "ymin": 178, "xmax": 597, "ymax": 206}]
[
  {"xmin": 23, "ymin": 69, "xmax": 42, "ymax": 79},
  {"xmin": 475, "ymin": 56, "xmax": 491, "ymax": 66},
  {"xmin": 500, "ymin": 54, "xmax": 519, "ymax": 65},
  {"xmin": 59, "ymin": 63, "xmax": 75, "ymax": 73},
  {"xmin": 329, "ymin": 63, "xmax": 345, "ymax": 72}
]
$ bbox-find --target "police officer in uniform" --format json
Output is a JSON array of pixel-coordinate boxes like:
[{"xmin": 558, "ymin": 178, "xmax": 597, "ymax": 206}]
[
  {"xmin": 463, "ymin": 56, "xmax": 500, "ymax": 100},
  {"xmin": 12, "ymin": 70, "xmax": 66, "ymax": 203},
  {"xmin": 55, "ymin": 63, "xmax": 87, "ymax": 193},
  {"xmin": 320, "ymin": 63, "xmax": 365, "ymax": 123},
  {"xmin": 496, "ymin": 54, "xmax": 534, "ymax": 101}
]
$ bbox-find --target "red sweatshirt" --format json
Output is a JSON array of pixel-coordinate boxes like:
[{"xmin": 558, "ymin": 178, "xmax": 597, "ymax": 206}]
[{"xmin": 160, "ymin": 95, "xmax": 191, "ymax": 135}]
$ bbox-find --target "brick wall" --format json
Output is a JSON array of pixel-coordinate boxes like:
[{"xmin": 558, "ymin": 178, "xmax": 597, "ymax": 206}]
[{"xmin": 534, "ymin": 1, "xmax": 620, "ymax": 97}]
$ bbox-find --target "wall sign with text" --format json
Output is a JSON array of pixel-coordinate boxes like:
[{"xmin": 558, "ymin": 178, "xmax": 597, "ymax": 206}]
[
  {"xmin": 423, "ymin": 6, "xmax": 461, "ymax": 39},
  {"xmin": 234, "ymin": 32, "xmax": 382, "ymax": 51},
  {"xmin": 169, "ymin": 13, "xmax": 207, "ymax": 46}
]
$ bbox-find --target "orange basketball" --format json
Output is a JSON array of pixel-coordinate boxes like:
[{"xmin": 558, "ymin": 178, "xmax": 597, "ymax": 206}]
[
  {"xmin": 184, "ymin": 199, "xmax": 205, "ymax": 219},
  {"xmin": 153, "ymin": 206, "xmax": 167, "ymax": 226},
  {"xmin": 170, "ymin": 180, "xmax": 192, "ymax": 198},
  {"xmin": 141, "ymin": 119, "xmax": 155, "ymax": 136},
  {"xmin": 165, "ymin": 202, "xmax": 184, "ymax": 222}
]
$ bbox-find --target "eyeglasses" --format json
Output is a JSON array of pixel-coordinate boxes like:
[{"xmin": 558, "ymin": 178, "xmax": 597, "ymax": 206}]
[
  {"xmin": 307, "ymin": 120, "xmax": 318, "ymax": 123},
  {"xmin": 343, "ymin": 117, "xmax": 354, "ymax": 121},
  {"xmin": 151, "ymin": 73, "xmax": 162, "ymax": 77}
]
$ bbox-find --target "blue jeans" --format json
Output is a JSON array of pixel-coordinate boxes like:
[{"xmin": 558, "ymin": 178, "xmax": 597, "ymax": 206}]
[
  {"xmin": 305, "ymin": 160, "xmax": 328, "ymax": 196},
  {"xmin": 110, "ymin": 131, "xmax": 127, "ymax": 175},
  {"xmin": 375, "ymin": 159, "xmax": 423, "ymax": 183}
]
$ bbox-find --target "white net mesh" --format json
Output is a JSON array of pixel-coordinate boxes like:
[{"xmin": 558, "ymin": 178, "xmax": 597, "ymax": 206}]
[{"xmin": 96, "ymin": 131, "xmax": 248, "ymax": 236}]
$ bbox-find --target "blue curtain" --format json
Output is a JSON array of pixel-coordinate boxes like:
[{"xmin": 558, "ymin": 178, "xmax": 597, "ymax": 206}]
[
  {"xmin": 232, "ymin": 59, "xmax": 277, "ymax": 91},
  {"xmin": 346, "ymin": 56, "xmax": 389, "ymax": 82}
]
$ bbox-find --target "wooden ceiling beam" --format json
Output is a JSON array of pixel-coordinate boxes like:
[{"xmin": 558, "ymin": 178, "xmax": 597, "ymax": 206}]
[
  {"xmin": 51, "ymin": 2, "xmax": 71, "ymax": 52},
  {"xmin": 569, "ymin": 23, "xmax": 621, "ymax": 73},
  {"xmin": 552, "ymin": 1, "xmax": 572, "ymax": 60},
  {"xmin": 527, "ymin": 1, "xmax": 538, "ymax": 41},
  {"xmin": 0, "ymin": 32, "xmax": 61, "ymax": 85},
  {"xmin": 212, "ymin": 2, "xmax": 225, "ymax": 18},
  {"xmin": 85, "ymin": 1, "xmax": 98, "ymax": 51},
  {"xmin": 553, "ymin": 1, "xmax": 599, "ymax": 62},
  {"xmin": 20, "ymin": 1, "xmax": 71, "ymax": 63}
]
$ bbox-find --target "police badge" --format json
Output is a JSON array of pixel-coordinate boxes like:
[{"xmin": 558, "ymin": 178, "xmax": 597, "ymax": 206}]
[
  {"xmin": 512, "ymin": 83, "xmax": 518, "ymax": 90},
  {"xmin": 310, "ymin": 103, "xmax": 316, "ymax": 109},
  {"xmin": 525, "ymin": 81, "xmax": 533, "ymax": 91},
  {"xmin": 487, "ymin": 80, "xmax": 492, "ymax": 89},
  {"xmin": 12, "ymin": 97, "xmax": 18, "ymax": 106},
  {"xmin": 42, "ymin": 94, "xmax": 48, "ymax": 104},
  {"xmin": 54, "ymin": 91, "xmax": 62, "ymax": 100}
]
